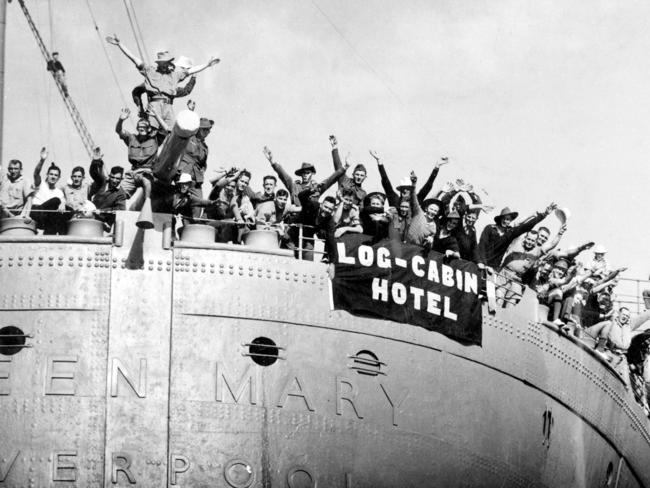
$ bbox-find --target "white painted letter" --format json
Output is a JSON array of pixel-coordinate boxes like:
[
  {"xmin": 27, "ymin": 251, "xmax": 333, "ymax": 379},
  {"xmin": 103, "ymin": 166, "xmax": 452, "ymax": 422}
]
[
  {"xmin": 372, "ymin": 278, "xmax": 389, "ymax": 302},
  {"xmin": 391, "ymin": 282, "xmax": 407, "ymax": 305},
  {"xmin": 337, "ymin": 242, "xmax": 355, "ymax": 264}
]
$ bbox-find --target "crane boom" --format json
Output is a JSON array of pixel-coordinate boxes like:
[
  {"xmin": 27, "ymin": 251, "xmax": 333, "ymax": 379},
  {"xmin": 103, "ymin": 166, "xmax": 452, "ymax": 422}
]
[{"xmin": 15, "ymin": 0, "xmax": 96, "ymax": 157}]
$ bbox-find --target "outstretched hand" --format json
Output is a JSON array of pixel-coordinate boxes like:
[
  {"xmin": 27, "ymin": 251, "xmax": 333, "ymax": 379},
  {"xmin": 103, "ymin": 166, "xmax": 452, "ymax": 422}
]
[
  {"xmin": 329, "ymin": 135, "xmax": 337, "ymax": 148},
  {"xmin": 119, "ymin": 107, "xmax": 130, "ymax": 120},
  {"xmin": 435, "ymin": 156, "xmax": 450, "ymax": 169},
  {"xmin": 92, "ymin": 146, "xmax": 104, "ymax": 160},
  {"xmin": 544, "ymin": 202, "xmax": 558, "ymax": 215},
  {"xmin": 368, "ymin": 149, "xmax": 380, "ymax": 162},
  {"xmin": 558, "ymin": 224, "xmax": 567, "ymax": 235},
  {"xmin": 208, "ymin": 57, "xmax": 221, "ymax": 67},
  {"xmin": 186, "ymin": 99, "xmax": 196, "ymax": 111},
  {"xmin": 106, "ymin": 35, "xmax": 120, "ymax": 46},
  {"xmin": 410, "ymin": 170, "xmax": 417, "ymax": 185},
  {"xmin": 39, "ymin": 147, "xmax": 48, "ymax": 161},
  {"xmin": 262, "ymin": 146, "xmax": 273, "ymax": 163}
]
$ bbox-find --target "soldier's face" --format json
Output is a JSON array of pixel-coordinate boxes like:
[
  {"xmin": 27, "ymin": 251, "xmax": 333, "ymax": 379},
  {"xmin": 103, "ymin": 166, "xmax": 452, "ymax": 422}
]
[
  {"xmin": 71, "ymin": 171, "xmax": 84, "ymax": 188},
  {"xmin": 237, "ymin": 175, "xmax": 250, "ymax": 192},
  {"xmin": 275, "ymin": 194, "xmax": 288, "ymax": 209},
  {"xmin": 7, "ymin": 163, "xmax": 21, "ymax": 180},
  {"xmin": 300, "ymin": 170, "xmax": 314, "ymax": 184},
  {"xmin": 342, "ymin": 195, "xmax": 353, "ymax": 209},
  {"xmin": 352, "ymin": 170, "xmax": 366, "ymax": 185},
  {"xmin": 46, "ymin": 169, "xmax": 60, "ymax": 186},
  {"xmin": 263, "ymin": 178, "xmax": 276, "ymax": 195}
]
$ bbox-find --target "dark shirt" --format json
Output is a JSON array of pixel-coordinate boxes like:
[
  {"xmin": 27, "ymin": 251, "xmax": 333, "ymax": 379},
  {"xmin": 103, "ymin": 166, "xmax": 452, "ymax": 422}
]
[
  {"xmin": 92, "ymin": 185, "xmax": 126, "ymax": 212},
  {"xmin": 177, "ymin": 135, "xmax": 208, "ymax": 184},
  {"xmin": 47, "ymin": 60, "xmax": 65, "ymax": 73},
  {"xmin": 271, "ymin": 161, "xmax": 345, "ymax": 206},
  {"xmin": 332, "ymin": 148, "xmax": 366, "ymax": 207},
  {"xmin": 453, "ymin": 225, "xmax": 479, "ymax": 262},
  {"xmin": 171, "ymin": 192, "xmax": 212, "ymax": 218},
  {"xmin": 360, "ymin": 206, "xmax": 389, "ymax": 241},
  {"xmin": 478, "ymin": 213, "xmax": 545, "ymax": 268},
  {"xmin": 432, "ymin": 231, "xmax": 460, "ymax": 255},
  {"xmin": 297, "ymin": 188, "xmax": 337, "ymax": 262}
]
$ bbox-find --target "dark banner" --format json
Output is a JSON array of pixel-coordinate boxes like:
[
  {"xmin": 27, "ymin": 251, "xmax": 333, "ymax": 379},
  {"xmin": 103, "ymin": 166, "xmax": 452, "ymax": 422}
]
[{"xmin": 332, "ymin": 236, "xmax": 483, "ymax": 345}]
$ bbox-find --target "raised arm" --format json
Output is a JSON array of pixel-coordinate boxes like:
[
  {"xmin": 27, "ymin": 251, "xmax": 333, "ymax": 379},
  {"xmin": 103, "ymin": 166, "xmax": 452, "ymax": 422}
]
[
  {"xmin": 409, "ymin": 171, "xmax": 422, "ymax": 217},
  {"xmin": 115, "ymin": 108, "xmax": 130, "ymax": 139},
  {"xmin": 175, "ymin": 76, "xmax": 196, "ymax": 98},
  {"xmin": 541, "ymin": 224, "xmax": 566, "ymax": 254},
  {"xmin": 263, "ymin": 147, "xmax": 295, "ymax": 198},
  {"xmin": 511, "ymin": 203, "xmax": 557, "ymax": 240},
  {"xmin": 318, "ymin": 160, "xmax": 348, "ymax": 193},
  {"xmin": 89, "ymin": 147, "xmax": 107, "ymax": 188},
  {"xmin": 187, "ymin": 56, "xmax": 220, "ymax": 75},
  {"xmin": 417, "ymin": 157, "xmax": 448, "ymax": 203},
  {"xmin": 106, "ymin": 35, "xmax": 144, "ymax": 69},
  {"xmin": 145, "ymin": 107, "xmax": 170, "ymax": 133},
  {"xmin": 370, "ymin": 150, "xmax": 399, "ymax": 207},
  {"xmin": 33, "ymin": 147, "xmax": 47, "ymax": 188}
]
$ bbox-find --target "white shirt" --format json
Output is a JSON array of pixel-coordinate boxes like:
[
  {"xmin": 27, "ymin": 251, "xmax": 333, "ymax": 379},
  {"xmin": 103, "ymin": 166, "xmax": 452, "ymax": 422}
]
[{"xmin": 32, "ymin": 182, "xmax": 65, "ymax": 206}]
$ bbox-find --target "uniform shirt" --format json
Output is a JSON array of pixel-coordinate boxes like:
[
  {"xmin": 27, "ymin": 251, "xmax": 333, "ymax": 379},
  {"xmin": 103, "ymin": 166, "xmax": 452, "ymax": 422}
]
[
  {"xmin": 334, "ymin": 204, "xmax": 360, "ymax": 229},
  {"xmin": 331, "ymin": 148, "xmax": 367, "ymax": 207},
  {"xmin": 177, "ymin": 135, "xmax": 208, "ymax": 184},
  {"xmin": 139, "ymin": 65, "xmax": 187, "ymax": 97},
  {"xmin": 0, "ymin": 174, "xmax": 33, "ymax": 210},
  {"xmin": 32, "ymin": 182, "xmax": 65, "ymax": 206},
  {"xmin": 62, "ymin": 181, "xmax": 91, "ymax": 211},
  {"xmin": 92, "ymin": 185, "xmax": 126, "ymax": 212},
  {"xmin": 500, "ymin": 238, "xmax": 543, "ymax": 276},
  {"xmin": 119, "ymin": 132, "xmax": 159, "ymax": 170}
]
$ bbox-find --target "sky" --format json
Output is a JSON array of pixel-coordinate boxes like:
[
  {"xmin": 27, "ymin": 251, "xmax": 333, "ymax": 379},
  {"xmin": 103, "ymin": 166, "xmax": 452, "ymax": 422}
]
[{"xmin": 3, "ymin": 0, "xmax": 650, "ymax": 285}]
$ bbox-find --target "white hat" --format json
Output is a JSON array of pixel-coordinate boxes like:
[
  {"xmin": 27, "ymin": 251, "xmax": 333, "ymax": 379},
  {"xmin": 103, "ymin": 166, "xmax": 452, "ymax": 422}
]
[
  {"xmin": 178, "ymin": 173, "xmax": 193, "ymax": 184},
  {"xmin": 594, "ymin": 244, "xmax": 607, "ymax": 254},
  {"xmin": 396, "ymin": 177, "xmax": 413, "ymax": 191},
  {"xmin": 174, "ymin": 55, "xmax": 193, "ymax": 70}
]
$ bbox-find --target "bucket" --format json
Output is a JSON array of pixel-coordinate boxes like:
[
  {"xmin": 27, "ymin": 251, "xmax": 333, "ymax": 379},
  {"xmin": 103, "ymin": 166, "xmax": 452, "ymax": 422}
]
[
  {"xmin": 179, "ymin": 224, "xmax": 216, "ymax": 244},
  {"xmin": 0, "ymin": 217, "xmax": 37, "ymax": 236},
  {"xmin": 67, "ymin": 218, "xmax": 105, "ymax": 237},
  {"xmin": 242, "ymin": 229, "xmax": 280, "ymax": 249}
]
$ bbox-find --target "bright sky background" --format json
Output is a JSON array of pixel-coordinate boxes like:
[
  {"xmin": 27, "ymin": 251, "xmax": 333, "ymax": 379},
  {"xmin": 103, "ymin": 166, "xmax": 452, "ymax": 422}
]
[{"xmin": 3, "ymin": 0, "xmax": 650, "ymax": 285}]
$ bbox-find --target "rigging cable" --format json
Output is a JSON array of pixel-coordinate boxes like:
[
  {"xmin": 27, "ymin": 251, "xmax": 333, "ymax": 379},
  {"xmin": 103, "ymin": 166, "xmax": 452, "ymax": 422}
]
[
  {"xmin": 121, "ymin": 0, "xmax": 148, "ymax": 65},
  {"xmin": 309, "ymin": 0, "xmax": 439, "ymax": 141},
  {"xmin": 84, "ymin": 0, "xmax": 128, "ymax": 106},
  {"xmin": 126, "ymin": 0, "xmax": 149, "ymax": 64}
]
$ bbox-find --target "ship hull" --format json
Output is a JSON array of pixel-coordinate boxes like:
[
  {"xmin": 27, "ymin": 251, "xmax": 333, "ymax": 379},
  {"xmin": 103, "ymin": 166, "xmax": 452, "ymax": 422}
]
[{"xmin": 0, "ymin": 212, "xmax": 648, "ymax": 487}]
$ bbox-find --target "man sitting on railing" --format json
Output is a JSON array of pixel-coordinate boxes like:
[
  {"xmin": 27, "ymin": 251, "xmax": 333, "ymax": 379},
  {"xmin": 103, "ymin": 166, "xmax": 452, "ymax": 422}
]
[
  {"xmin": 89, "ymin": 148, "xmax": 127, "ymax": 230},
  {"xmin": 0, "ymin": 158, "xmax": 34, "ymax": 219},
  {"xmin": 30, "ymin": 148, "xmax": 67, "ymax": 234},
  {"xmin": 62, "ymin": 166, "xmax": 93, "ymax": 214},
  {"xmin": 206, "ymin": 167, "xmax": 243, "ymax": 220},
  {"xmin": 333, "ymin": 188, "xmax": 363, "ymax": 239},
  {"xmin": 497, "ymin": 225, "xmax": 566, "ymax": 307},
  {"xmin": 168, "ymin": 173, "xmax": 216, "ymax": 220},
  {"xmin": 587, "ymin": 307, "xmax": 650, "ymax": 383},
  {"xmin": 295, "ymin": 183, "xmax": 339, "ymax": 262}
]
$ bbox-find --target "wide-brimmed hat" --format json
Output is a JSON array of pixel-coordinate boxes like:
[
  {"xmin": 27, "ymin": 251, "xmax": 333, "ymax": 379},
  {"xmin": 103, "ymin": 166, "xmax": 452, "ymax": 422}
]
[
  {"xmin": 554, "ymin": 258, "xmax": 569, "ymax": 270},
  {"xmin": 422, "ymin": 198, "xmax": 444, "ymax": 211},
  {"xmin": 174, "ymin": 55, "xmax": 193, "ymax": 70},
  {"xmin": 154, "ymin": 50, "xmax": 174, "ymax": 64},
  {"xmin": 363, "ymin": 191, "xmax": 386, "ymax": 206},
  {"xmin": 494, "ymin": 207, "xmax": 518, "ymax": 223},
  {"xmin": 178, "ymin": 173, "xmax": 192, "ymax": 184},
  {"xmin": 594, "ymin": 244, "xmax": 607, "ymax": 254},
  {"xmin": 295, "ymin": 162, "xmax": 316, "ymax": 176},
  {"xmin": 396, "ymin": 177, "xmax": 413, "ymax": 191},
  {"xmin": 199, "ymin": 118, "xmax": 214, "ymax": 129}
]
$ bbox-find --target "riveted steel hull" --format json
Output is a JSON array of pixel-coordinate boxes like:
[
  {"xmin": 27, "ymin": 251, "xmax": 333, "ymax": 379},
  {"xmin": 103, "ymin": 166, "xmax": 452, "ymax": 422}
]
[{"xmin": 0, "ymin": 211, "xmax": 648, "ymax": 487}]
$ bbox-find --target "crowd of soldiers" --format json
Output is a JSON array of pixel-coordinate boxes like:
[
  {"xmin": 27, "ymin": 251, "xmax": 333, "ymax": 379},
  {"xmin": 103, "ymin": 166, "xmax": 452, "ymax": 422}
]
[{"xmin": 1, "ymin": 38, "xmax": 649, "ymax": 413}]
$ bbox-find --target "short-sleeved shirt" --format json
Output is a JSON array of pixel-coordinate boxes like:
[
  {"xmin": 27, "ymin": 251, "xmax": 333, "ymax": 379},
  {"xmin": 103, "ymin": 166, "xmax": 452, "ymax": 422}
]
[
  {"xmin": 32, "ymin": 182, "xmax": 65, "ymax": 206},
  {"xmin": 500, "ymin": 238, "xmax": 543, "ymax": 276},
  {"xmin": 177, "ymin": 136, "xmax": 208, "ymax": 184},
  {"xmin": 119, "ymin": 132, "xmax": 159, "ymax": 170},
  {"xmin": 62, "ymin": 181, "xmax": 91, "ymax": 211},
  {"xmin": 139, "ymin": 65, "xmax": 187, "ymax": 97},
  {"xmin": 335, "ymin": 204, "xmax": 360, "ymax": 229},
  {"xmin": 0, "ymin": 174, "xmax": 33, "ymax": 210}
]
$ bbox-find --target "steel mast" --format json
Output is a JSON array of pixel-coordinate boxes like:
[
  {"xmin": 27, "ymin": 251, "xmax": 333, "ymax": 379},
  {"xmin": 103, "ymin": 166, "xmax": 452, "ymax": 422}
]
[{"xmin": 14, "ymin": 0, "xmax": 96, "ymax": 157}]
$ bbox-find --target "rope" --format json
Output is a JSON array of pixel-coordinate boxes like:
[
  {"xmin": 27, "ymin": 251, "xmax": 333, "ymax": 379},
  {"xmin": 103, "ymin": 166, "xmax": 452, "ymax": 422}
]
[
  {"xmin": 309, "ymin": 0, "xmax": 439, "ymax": 141},
  {"xmin": 126, "ymin": 0, "xmax": 149, "ymax": 64},
  {"xmin": 122, "ymin": 0, "xmax": 147, "ymax": 65},
  {"xmin": 84, "ymin": 0, "xmax": 128, "ymax": 106}
]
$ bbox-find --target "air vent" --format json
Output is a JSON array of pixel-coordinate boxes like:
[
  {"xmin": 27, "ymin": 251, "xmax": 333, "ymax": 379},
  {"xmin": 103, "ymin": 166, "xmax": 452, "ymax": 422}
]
[
  {"xmin": 242, "ymin": 337, "xmax": 284, "ymax": 366},
  {"xmin": 0, "ymin": 326, "xmax": 32, "ymax": 356},
  {"xmin": 349, "ymin": 350, "xmax": 386, "ymax": 376}
]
